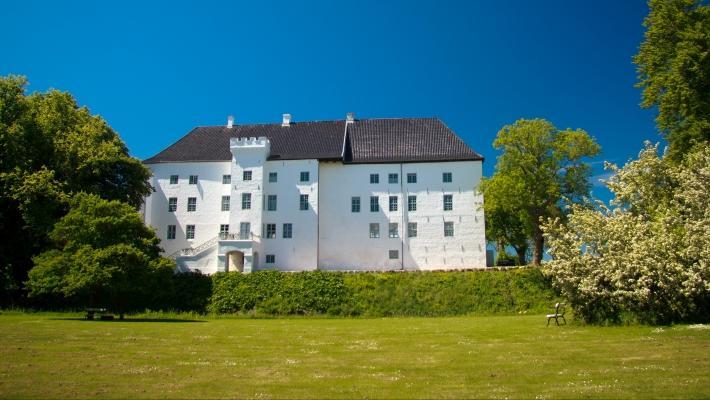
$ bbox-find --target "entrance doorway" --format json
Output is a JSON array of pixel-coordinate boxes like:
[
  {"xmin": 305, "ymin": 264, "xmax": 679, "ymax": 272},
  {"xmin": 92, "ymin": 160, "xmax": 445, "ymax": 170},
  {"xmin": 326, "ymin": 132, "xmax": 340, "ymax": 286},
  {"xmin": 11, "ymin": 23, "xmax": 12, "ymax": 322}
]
[{"xmin": 227, "ymin": 251, "xmax": 244, "ymax": 272}]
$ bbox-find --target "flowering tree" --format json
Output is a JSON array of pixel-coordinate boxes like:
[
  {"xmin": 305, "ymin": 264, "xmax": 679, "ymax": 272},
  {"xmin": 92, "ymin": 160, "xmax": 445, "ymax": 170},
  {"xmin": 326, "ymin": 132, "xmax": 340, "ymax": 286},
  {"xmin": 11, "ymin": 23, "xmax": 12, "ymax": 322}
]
[{"xmin": 542, "ymin": 143, "xmax": 710, "ymax": 323}]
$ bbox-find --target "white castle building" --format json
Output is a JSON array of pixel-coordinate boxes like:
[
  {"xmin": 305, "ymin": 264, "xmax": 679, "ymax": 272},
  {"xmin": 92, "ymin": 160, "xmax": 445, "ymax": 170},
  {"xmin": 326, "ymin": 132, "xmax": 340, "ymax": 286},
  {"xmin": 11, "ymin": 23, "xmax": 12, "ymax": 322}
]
[{"xmin": 142, "ymin": 114, "xmax": 486, "ymax": 274}]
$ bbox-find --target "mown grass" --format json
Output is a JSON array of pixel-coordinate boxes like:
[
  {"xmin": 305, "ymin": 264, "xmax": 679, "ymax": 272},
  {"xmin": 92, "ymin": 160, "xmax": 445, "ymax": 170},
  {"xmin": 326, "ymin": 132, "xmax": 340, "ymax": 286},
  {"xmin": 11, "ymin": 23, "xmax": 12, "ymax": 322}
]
[{"xmin": 0, "ymin": 312, "xmax": 709, "ymax": 399}]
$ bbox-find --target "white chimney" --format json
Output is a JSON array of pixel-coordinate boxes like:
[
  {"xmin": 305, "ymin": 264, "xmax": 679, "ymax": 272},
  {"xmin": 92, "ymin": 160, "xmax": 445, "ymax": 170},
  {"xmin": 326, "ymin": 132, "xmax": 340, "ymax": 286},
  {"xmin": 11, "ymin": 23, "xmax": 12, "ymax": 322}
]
[
  {"xmin": 282, "ymin": 113, "xmax": 292, "ymax": 127},
  {"xmin": 227, "ymin": 115, "xmax": 234, "ymax": 129},
  {"xmin": 346, "ymin": 112, "xmax": 355, "ymax": 124}
]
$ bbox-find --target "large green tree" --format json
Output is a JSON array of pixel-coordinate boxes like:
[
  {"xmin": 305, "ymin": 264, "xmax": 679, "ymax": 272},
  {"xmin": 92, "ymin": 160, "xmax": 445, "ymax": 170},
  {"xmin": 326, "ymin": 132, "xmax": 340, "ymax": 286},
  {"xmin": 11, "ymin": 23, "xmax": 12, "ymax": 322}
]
[
  {"xmin": 481, "ymin": 119, "xmax": 600, "ymax": 265},
  {"xmin": 0, "ymin": 75, "xmax": 152, "ymax": 302},
  {"xmin": 634, "ymin": 0, "xmax": 710, "ymax": 160}
]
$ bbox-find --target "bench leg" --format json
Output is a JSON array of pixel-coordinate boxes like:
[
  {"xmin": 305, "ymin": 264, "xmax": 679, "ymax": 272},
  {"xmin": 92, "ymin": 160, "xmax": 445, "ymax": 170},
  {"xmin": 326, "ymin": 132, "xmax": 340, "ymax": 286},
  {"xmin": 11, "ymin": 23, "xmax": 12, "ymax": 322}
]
[
  {"xmin": 561, "ymin": 316, "xmax": 566, "ymax": 325},
  {"xmin": 555, "ymin": 317, "xmax": 560, "ymax": 326}
]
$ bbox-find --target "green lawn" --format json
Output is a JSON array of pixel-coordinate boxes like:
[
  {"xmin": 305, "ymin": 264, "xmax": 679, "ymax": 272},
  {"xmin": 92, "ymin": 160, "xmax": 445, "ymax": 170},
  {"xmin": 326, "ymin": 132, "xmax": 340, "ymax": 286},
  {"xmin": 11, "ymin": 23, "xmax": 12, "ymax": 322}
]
[{"xmin": 0, "ymin": 313, "xmax": 708, "ymax": 399}]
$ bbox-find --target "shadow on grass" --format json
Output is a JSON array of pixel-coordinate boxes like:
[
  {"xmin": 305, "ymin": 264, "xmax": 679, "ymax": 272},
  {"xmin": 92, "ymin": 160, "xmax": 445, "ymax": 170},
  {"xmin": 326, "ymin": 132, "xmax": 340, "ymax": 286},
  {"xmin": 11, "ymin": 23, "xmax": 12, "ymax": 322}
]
[{"xmin": 49, "ymin": 317, "xmax": 206, "ymax": 323}]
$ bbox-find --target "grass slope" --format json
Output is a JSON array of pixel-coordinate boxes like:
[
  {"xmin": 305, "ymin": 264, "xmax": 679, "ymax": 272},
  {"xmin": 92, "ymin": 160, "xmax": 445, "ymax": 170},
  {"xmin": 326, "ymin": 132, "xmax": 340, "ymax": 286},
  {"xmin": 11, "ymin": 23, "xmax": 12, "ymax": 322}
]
[{"xmin": 0, "ymin": 313, "xmax": 709, "ymax": 398}]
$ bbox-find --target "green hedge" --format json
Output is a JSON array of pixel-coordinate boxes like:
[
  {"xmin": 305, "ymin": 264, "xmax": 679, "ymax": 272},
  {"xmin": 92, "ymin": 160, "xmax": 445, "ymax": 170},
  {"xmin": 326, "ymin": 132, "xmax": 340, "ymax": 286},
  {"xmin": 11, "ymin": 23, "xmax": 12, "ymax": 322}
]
[{"xmin": 209, "ymin": 268, "xmax": 557, "ymax": 316}]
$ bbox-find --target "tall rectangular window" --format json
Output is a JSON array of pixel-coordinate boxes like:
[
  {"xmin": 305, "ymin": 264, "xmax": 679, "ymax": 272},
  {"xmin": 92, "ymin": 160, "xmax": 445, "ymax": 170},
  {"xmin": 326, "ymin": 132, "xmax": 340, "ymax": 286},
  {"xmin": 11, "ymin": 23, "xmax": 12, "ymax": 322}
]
[
  {"xmin": 187, "ymin": 197, "xmax": 197, "ymax": 212},
  {"xmin": 444, "ymin": 221, "xmax": 454, "ymax": 237},
  {"xmin": 265, "ymin": 254, "xmax": 275, "ymax": 264},
  {"xmin": 267, "ymin": 195, "xmax": 277, "ymax": 211},
  {"xmin": 370, "ymin": 196, "xmax": 379, "ymax": 212},
  {"xmin": 243, "ymin": 170, "xmax": 252, "ymax": 181},
  {"xmin": 443, "ymin": 172, "xmax": 452, "ymax": 183},
  {"xmin": 269, "ymin": 172, "xmax": 277, "ymax": 183},
  {"xmin": 389, "ymin": 223, "xmax": 399, "ymax": 238},
  {"xmin": 239, "ymin": 222, "xmax": 250, "ymax": 239},
  {"xmin": 221, "ymin": 195, "xmax": 230, "ymax": 211},
  {"xmin": 283, "ymin": 223, "xmax": 292, "ymax": 238},
  {"xmin": 300, "ymin": 171, "xmax": 310, "ymax": 182},
  {"xmin": 408, "ymin": 222, "xmax": 417, "ymax": 238},
  {"xmin": 186, "ymin": 225, "xmax": 195, "ymax": 239},
  {"xmin": 370, "ymin": 173, "xmax": 379, "ymax": 184},
  {"xmin": 168, "ymin": 197, "xmax": 177, "ymax": 212},
  {"xmin": 408, "ymin": 195, "xmax": 417, "ymax": 212},
  {"xmin": 242, "ymin": 193, "xmax": 251, "ymax": 210},
  {"xmin": 300, "ymin": 194, "xmax": 309, "ymax": 210},
  {"xmin": 388, "ymin": 173, "xmax": 398, "ymax": 184},
  {"xmin": 369, "ymin": 223, "xmax": 380, "ymax": 238},
  {"xmin": 407, "ymin": 173, "xmax": 417, "ymax": 183},
  {"xmin": 351, "ymin": 196, "xmax": 360, "ymax": 212},
  {"xmin": 167, "ymin": 225, "xmax": 176, "ymax": 240},
  {"xmin": 389, "ymin": 196, "xmax": 398, "ymax": 212},
  {"xmin": 389, "ymin": 250, "xmax": 399, "ymax": 259},
  {"xmin": 222, "ymin": 174, "xmax": 231, "ymax": 184},
  {"xmin": 189, "ymin": 175, "xmax": 198, "ymax": 184},
  {"xmin": 444, "ymin": 194, "xmax": 453, "ymax": 211},
  {"xmin": 219, "ymin": 224, "xmax": 229, "ymax": 238},
  {"xmin": 266, "ymin": 224, "xmax": 276, "ymax": 239},
  {"xmin": 169, "ymin": 175, "xmax": 178, "ymax": 184}
]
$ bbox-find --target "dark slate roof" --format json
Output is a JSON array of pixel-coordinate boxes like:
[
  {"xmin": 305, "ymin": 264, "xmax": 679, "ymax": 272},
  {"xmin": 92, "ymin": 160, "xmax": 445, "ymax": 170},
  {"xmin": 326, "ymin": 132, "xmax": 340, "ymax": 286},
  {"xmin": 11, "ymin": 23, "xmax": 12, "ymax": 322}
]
[{"xmin": 143, "ymin": 117, "xmax": 483, "ymax": 164}]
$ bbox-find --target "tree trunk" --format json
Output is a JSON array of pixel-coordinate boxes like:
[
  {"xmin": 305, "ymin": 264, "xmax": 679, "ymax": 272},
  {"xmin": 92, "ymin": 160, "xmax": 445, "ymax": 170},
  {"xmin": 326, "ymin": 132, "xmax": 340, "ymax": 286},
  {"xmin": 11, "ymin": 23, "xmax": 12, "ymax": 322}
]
[
  {"xmin": 514, "ymin": 246, "xmax": 527, "ymax": 265},
  {"xmin": 532, "ymin": 231, "xmax": 544, "ymax": 265}
]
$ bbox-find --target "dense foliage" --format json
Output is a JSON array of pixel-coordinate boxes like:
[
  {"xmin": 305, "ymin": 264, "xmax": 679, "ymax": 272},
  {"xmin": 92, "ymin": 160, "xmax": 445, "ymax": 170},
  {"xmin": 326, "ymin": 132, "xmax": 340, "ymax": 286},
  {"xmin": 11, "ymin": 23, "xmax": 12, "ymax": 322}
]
[{"xmin": 543, "ymin": 143, "xmax": 710, "ymax": 324}]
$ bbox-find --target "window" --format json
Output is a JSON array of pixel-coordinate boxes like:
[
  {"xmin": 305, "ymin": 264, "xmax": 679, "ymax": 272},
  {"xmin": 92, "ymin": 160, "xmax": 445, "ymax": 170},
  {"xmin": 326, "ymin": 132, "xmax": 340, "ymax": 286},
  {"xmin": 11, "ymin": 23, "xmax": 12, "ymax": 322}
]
[
  {"xmin": 267, "ymin": 195, "xmax": 277, "ymax": 211},
  {"xmin": 242, "ymin": 193, "xmax": 251, "ymax": 210},
  {"xmin": 444, "ymin": 194, "xmax": 453, "ymax": 211},
  {"xmin": 219, "ymin": 224, "xmax": 229, "ymax": 238},
  {"xmin": 389, "ymin": 250, "xmax": 399, "ymax": 259},
  {"xmin": 283, "ymin": 223, "xmax": 292, "ymax": 239},
  {"xmin": 167, "ymin": 225, "xmax": 176, "ymax": 240},
  {"xmin": 186, "ymin": 225, "xmax": 195, "ymax": 239},
  {"xmin": 370, "ymin": 196, "xmax": 379, "ymax": 212},
  {"xmin": 407, "ymin": 173, "xmax": 417, "ymax": 183},
  {"xmin": 239, "ymin": 222, "xmax": 250, "ymax": 239},
  {"xmin": 370, "ymin": 173, "xmax": 379, "ymax": 184},
  {"xmin": 187, "ymin": 197, "xmax": 197, "ymax": 212},
  {"xmin": 189, "ymin": 175, "xmax": 198, "ymax": 184},
  {"xmin": 389, "ymin": 196, "xmax": 398, "ymax": 212},
  {"xmin": 408, "ymin": 222, "xmax": 417, "ymax": 238},
  {"xmin": 369, "ymin": 223, "xmax": 380, "ymax": 238},
  {"xmin": 266, "ymin": 224, "xmax": 276, "ymax": 239},
  {"xmin": 168, "ymin": 197, "xmax": 177, "ymax": 212},
  {"xmin": 388, "ymin": 173, "xmax": 398, "ymax": 184},
  {"xmin": 300, "ymin": 194, "xmax": 309, "ymax": 210},
  {"xmin": 351, "ymin": 196, "xmax": 360, "ymax": 213},
  {"xmin": 389, "ymin": 223, "xmax": 399, "ymax": 238},
  {"xmin": 221, "ymin": 196, "xmax": 230, "ymax": 211},
  {"xmin": 443, "ymin": 172, "xmax": 452, "ymax": 183},
  {"xmin": 444, "ymin": 221, "xmax": 454, "ymax": 237},
  {"xmin": 222, "ymin": 174, "xmax": 231, "ymax": 184},
  {"xmin": 408, "ymin": 195, "xmax": 417, "ymax": 212},
  {"xmin": 169, "ymin": 175, "xmax": 178, "ymax": 184},
  {"xmin": 265, "ymin": 254, "xmax": 275, "ymax": 264},
  {"xmin": 243, "ymin": 170, "xmax": 252, "ymax": 181},
  {"xmin": 300, "ymin": 171, "xmax": 310, "ymax": 182},
  {"xmin": 269, "ymin": 172, "xmax": 277, "ymax": 183}
]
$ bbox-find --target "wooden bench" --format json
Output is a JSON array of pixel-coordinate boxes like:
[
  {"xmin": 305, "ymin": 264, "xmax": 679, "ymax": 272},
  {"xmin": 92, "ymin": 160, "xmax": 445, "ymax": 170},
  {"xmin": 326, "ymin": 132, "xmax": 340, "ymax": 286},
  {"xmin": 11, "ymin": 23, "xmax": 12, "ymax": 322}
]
[
  {"xmin": 546, "ymin": 303, "xmax": 567, "ymax": 326},
  {"xmin": 85, "ymin": 308, "xmax": 113, "ymax": 320}
]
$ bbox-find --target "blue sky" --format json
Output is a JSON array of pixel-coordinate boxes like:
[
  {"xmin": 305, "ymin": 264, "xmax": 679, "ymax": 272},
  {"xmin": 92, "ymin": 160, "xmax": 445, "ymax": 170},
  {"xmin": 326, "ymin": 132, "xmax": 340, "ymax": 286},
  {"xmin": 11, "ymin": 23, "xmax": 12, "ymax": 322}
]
[{"xmin": 2, "ymin": 0, "xmax": 659, "ymax": 201}]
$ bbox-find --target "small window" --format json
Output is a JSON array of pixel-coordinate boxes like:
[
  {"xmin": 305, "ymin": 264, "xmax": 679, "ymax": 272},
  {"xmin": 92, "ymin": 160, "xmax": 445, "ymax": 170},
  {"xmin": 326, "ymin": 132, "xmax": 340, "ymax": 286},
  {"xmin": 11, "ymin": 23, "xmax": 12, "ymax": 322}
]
[
  {"xmin": 443, "ymin": 172, "xmax": 452, "ymax": 183},
  {"xmin": 242, "ymin": 193, "xmax": 251, "ymax": 210},
  {"xmin": 389, "ymin": 223, "xmax": 399, "ymax": 238},
  {"xmin": 239, "ymin": 222, "xmax": 251, "ymax": 239},
  {"xmin": 444, "ymin": 194, "xmax": 453, "ymax": 211},
  {"xmin": 186, "ymin": 225, "xmax": 195, "ymax": 239},
  {"xmin": 369, "ymin": 223, "xmax": 380, "ymax": 238},
  {"xmin": 265, "ymin": 254, "xmax": 276, "ymax": 264},
  {"xmin": 283, "ymin": 223, "xmax": 292, "ymax": 239},
  {"xmin": 187, "ymin": 197, "xmax": 197, "ymax": 212},
  {"xmin": 407, "ymin": 173, "xmax": 417, "ymax": 184},
  {"xmin": 269, "ymin": 172, "xmax": 278, "ymax": 183},
  {"xmin": 167, "ymin": 225, "xmax": 176, "ymax": 240},
  {"xmin": 408, "ymin": 222, "xmax": 417, "ymax": 238},
  {"xmin": 389, "ymin": 196, "xmax": 398, "ymax": 212},
  {"xmin": 444, "ymin": 221, "xmax": 454, "ymax": 237},
  {"xmin": 222, "ymin": 174, "xmax": 231, "ymax": 184},
  {"xmin": 267, "ymin": 195, "xmax": 277, "ymax": 211},
  {"xmin": 408, "ymin": 195, "xmax": 417, "ymax": 212},
  {"xmin": 266, "ymin": 224, "xmax": 276, "ymax": 239},
  {"xmin": 370, "ymin": 196, "xmax": 379, "ymax": 212},
  {"xmin": 389, "ymin": 250, "xmax": 399, "ymax": 259},
  {"xmin": 300, "ymin": 171, "xmax": 310, "ymax": 182},
  {"xmin": 219, "ymin": 224, "xmax": 229, "ymax": 238},
  {"xmin": 370, "ymin": 173, "xmax": 379, "ymax": 184},
  {"xmin": 168, "ymin": 197, "xmax": 177, "ymax": 212},
  {"xmin": 221, "ymin": 195, "xmax": 230, "ymax": 211},
  {"xmin": 189, "ymin": 175, "xmax": 198, "ymax": 185},
  {"xmin": 243, "ymin": 170, "xmax": 252, "ymax": 181},
  {"xmin": 351, "ymin": 196, "xmax": 361, "ymax": 213},
  {"xmin": 300, "ymin": 194, "xmax": 309, "ymax": 210},
  {"xmin": 388, "ymin": 173, "xmax": 398, "ymax": 184},
  {"xmin": 169, "ymin": 175, "xmax": 178, "ymax": 184}
]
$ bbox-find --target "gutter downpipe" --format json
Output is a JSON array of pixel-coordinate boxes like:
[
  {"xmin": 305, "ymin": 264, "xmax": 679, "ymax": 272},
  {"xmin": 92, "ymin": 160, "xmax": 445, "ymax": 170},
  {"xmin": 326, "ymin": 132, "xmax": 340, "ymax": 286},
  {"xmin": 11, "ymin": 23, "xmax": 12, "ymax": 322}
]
[{"xmin": 400, "ymin": 163, "xmax": 405, "ymax": 270}]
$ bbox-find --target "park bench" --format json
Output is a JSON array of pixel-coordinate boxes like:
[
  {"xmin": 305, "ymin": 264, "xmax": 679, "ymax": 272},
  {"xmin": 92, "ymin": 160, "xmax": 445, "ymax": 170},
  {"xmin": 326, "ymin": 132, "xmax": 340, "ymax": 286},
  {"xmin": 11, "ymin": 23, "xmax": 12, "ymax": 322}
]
[
  {"xmin": 546, "ymin": 303, "xmax": 566, "ymax": 326},
  {"xmin": 85, "ymin": 308, "xmax": 114, "ymax": 320}
]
